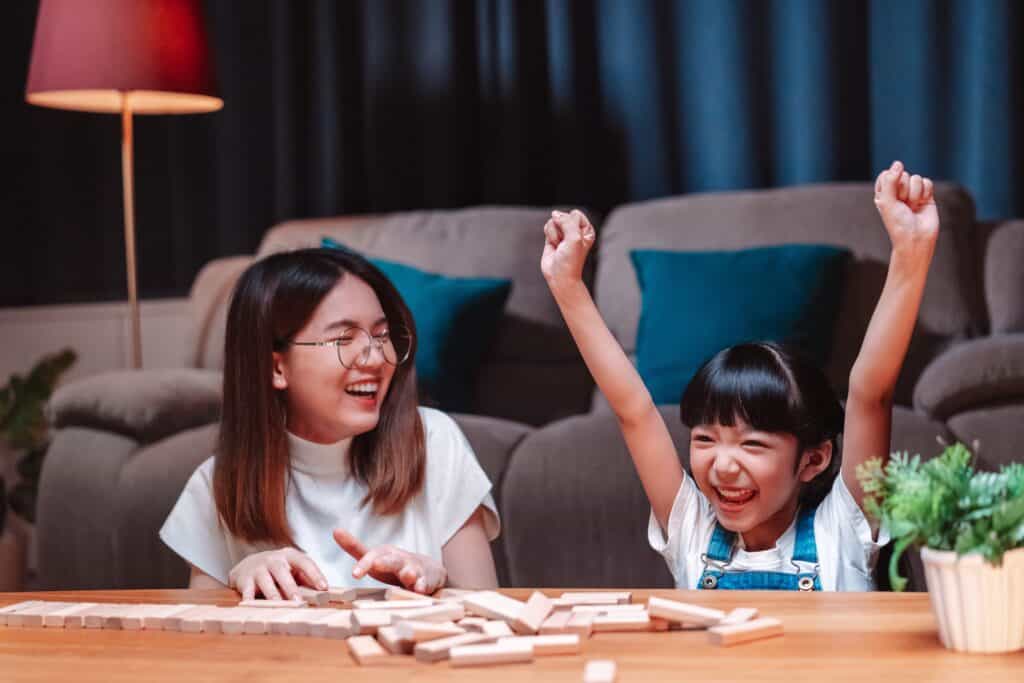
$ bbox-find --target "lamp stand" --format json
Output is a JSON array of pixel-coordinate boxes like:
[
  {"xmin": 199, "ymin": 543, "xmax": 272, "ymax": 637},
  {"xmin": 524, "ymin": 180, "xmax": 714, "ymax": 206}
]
[{"xmin": 120, "ymin": 92, "xmax": 142, "ymax": 369}]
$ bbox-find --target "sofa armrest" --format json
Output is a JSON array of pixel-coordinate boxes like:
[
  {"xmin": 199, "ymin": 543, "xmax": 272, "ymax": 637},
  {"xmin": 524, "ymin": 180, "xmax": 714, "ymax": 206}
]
[
  {"xmin": 913, "ymin": 334, "xmax": 1024, "ymax": 419},
  {"xmin": 189, "ymin": 255, "xmax": 255, "ymax": 369},
  {"xmin": 49, "ymin": 369, "xmax": 222, "ymax": 445}
]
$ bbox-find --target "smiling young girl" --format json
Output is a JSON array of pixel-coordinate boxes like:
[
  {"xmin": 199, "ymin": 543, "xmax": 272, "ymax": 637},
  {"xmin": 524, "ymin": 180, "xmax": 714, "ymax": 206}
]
[
  {"xmin": 160, "ymin": 248, "xmax": 499, "ymax": 599},
  {"xmin": 541, "ymin": 161, "xmax": 938, "ymax": 590}
]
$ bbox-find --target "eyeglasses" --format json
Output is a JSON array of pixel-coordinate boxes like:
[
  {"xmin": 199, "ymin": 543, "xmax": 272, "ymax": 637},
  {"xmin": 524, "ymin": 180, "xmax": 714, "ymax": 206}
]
[{"xmin": 288, "ymin": 324, "xmax": 412, "ymax": 369}]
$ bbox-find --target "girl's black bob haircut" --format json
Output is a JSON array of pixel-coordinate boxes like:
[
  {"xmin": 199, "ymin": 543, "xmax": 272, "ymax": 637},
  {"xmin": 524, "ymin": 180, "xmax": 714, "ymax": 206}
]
[{"xmin": 679, "ymin": 342, "xmax": 845, "ymax": 506}]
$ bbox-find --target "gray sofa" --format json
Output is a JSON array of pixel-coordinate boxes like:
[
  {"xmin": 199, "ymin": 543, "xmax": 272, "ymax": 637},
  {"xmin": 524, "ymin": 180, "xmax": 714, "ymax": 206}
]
[{"xmin": 39, "ymin": 183, "xmax": 1024, "ymax": 592}]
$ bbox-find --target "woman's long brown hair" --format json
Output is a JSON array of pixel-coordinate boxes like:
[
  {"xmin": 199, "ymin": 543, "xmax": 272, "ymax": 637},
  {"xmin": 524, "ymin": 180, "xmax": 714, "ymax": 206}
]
[{"xmin": 214, "ymin": 248, "xmax": 425, "ymax": 547}]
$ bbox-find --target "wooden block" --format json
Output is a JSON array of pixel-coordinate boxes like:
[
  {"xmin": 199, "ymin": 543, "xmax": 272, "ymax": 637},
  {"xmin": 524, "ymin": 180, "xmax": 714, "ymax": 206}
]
[
  {"xmin": 457, "ymin": 617, "xmax": 489, "ymax": 632},
  {"xmin": 243, "ymin": 608, "xmax": 272, "ymax": 635},
  {"xmin": 449, "ymin": 639, "xmax": 534, "ymax": 667},
  {"xmin": 539, "ymin": 610, "xmax": 573, "ymax": 634},
  {"xmin": 20, "ymin": 602, "xmax": 73, "ymax": 628},
  {"xmin": 718, "ymin": 607, "xmax": 759, "ymax": 626},
  {"xmin": 308, "ymin": 610, "xmax": 352, "ymax": 638},
  {"xmin": 347, "ymin": 635, "xmax": 388, "ymax": 665},
  {"xmin": 83, "ymin": 604, "xmax": 120, "ymax": 629},
  {"xmin": 584, "ymin": 659, "xmax": 618, "ymax": 683},
  {"xmin": 570, "ymin": 603, "xmax": 646, "ymax": 615},
  {"xmin": 142, "ymin": 604, "xmax": 196, "ymax": 630},
  {"xmin": 498, "ymin": 634, "xmax": 580, "ymax": 656},
  {"xmin": 394, "ymin": 619, "xmax": 465, "ymax": 643},
  {"xmin": 266, "ymin": 608, "xmax": 311, "ymax": 635},
  {"xmin": 0, "ymin": 600, "xmax": 45, "ymax": 626},
  {"xmin": 480, "ymin": 620, "xmax": 515, "ymax": 638},
  {"xmin": 120, "ymin": 605, "xmax": 162, "ymax": 630},
  {"xmin": 437, "ymin": 588, "xmax": 474, "ymax": 601},
  {"xmin": 386, "ymin": 586, "xmax": 429, "ymax": 602},
  {"xmin": 377, "ymin": 625, "xmax": 415, "ymax": 655},
  {"xmin": 6, "ymin": 602, "xmax": 57, "ymax": 627},
  {"xmin": 389, "ymin": 601, "xmax": 464, "ymax": 624},
  {"xmin": 296, "ymin": 586, "xmax": 330, "ymax": 606},
  {"xmin": 353, "ymin": 598, "xmax": 434, "ymax": 610},
  {"xmin": 162, "ymin": 605, "xmax": 209, "ymax": 632},
  {"xmin": 329, "ymin": 587, "xmax": 387, "ymax": 603},
  {"xmin": 352, "ymin": 608, "xmax": 393, "ymax": 635},
  {"xmin": 181, "ymin": 606, "xmax": 220, "ymax": 633},
  {"xmin": 566, "ymin": 612, "xmax": 595, "ymax": 639},
  {"xmin": 592, "ymin": 612, "xmax": 651, "ymax": 633},
  {"xmin": 560, "ymin": 592, "xmax": 631, "ymax": 605},
  {"xmin": 707, "ymin": 617, "xmax": 783, "ymax": 647},
  {"xmin": 103, "ymin": 604, "xmax": 141, "ymax": 630},
  {"xmin": 286, "ymin": 608, "xmax": 344, "ymax": 636},
  {"xmin": 238, "ymin": 598, "xmax": 306, "ymax": 609},
  {"xmin": 44, "ymin": 602, "xmax": 98, "ymax": 628},
  {"xmin": 414, "ymin": 632, "xmax": 496, "ymax": 662},
  {"xmin": 647, "ymin": 596, "xmax": 726, "ymax": 626},
  {"xmin": 511, "ymin": 591, "xmax": 553, "ymax": 635},
  {"xmin": 649, "ymin": 617, "xmax": 671, "ymax": 632},
  {"xmin": 462, "ymin": 591, "xmax": 526, "ymax": 622}
]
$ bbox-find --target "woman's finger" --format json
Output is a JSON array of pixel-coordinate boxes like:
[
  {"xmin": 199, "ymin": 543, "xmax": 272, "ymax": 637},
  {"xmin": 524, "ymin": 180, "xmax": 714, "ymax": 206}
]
[
  {"xmin": 288, "ymin": 550, "xmax": 328, "ymax": 591},
  {"xmin": 268, "ymin": 559, "xmax": 301, "ymax": 601},
  {"xmin": 254, "ymin": 568, "xmax": 282, "ymax": 601}
]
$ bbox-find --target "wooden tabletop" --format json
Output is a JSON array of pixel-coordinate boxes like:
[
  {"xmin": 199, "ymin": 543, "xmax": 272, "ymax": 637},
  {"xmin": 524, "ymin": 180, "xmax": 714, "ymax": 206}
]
[{"xmin": 1, "ymin": 588, "xmax": 1021, "ymax": 681}]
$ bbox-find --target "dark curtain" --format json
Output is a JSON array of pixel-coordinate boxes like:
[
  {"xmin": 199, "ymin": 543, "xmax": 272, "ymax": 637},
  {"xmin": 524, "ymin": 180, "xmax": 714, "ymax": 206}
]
[{"xmin": 4, "ymin": 0, "xmax": 1022, "ymax": 306}]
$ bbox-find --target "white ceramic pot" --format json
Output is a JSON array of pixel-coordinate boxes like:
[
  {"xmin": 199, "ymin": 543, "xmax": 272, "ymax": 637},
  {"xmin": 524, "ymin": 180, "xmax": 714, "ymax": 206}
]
[{"xmin": 921, "ymin": 546, "xmax": 1024, "ymax": 653}]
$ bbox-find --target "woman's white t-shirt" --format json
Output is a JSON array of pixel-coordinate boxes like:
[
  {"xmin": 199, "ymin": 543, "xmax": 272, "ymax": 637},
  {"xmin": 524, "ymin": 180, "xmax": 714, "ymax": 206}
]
[
  {"xmin": 160, "ymin": 407, "xmax": 500, "ymax": 587},
  {"xmin": 648, "ymin": 474, "xmax": 889, "ymax": 591}
]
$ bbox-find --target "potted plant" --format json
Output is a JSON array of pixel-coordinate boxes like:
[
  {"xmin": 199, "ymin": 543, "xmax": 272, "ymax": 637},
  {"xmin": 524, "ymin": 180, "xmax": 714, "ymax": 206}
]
[
  {"xmin": 858, "ymin": 442, "xmax": 1024, "ymax": 653},
  {"xmin": 0, "ymin": 349, "xmax": 76, "ymax": 591}
]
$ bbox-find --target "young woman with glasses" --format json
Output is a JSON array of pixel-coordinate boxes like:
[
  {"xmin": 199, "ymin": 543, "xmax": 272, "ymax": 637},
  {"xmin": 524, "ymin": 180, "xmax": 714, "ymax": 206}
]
[{"xmin": 160, "ymin": 248, "xmax": 499, "ymax": 599}]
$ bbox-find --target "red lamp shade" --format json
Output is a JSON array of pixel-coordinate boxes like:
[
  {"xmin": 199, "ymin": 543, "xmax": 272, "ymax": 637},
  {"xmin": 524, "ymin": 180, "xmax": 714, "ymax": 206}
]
[{"xmin": 26, "ymin": 0, "xmax": 222, "ymax": 114}]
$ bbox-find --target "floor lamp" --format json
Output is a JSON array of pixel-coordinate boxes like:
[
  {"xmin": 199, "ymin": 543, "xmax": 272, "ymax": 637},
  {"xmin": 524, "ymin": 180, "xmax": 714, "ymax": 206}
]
[{"xmin": 25, "ymin": 0, "xmax": 222, "ymax": 369}]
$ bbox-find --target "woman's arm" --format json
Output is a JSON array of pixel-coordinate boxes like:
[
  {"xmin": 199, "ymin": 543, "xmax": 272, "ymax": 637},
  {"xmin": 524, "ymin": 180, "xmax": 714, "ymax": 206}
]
[
  {"xmin": 188, "ymin": 563, "xmax": 227, "ymax": 590},
  {"xmin": 842, "ymin": 161, "xmax": 938, "ymax": 509},
  {"xmin": 542, "ymin": 210, "xmax": 684, "ymax": 530},
  {"xmin": 441, "ymin": 506, "xmax": 499, "ymax": 589}
]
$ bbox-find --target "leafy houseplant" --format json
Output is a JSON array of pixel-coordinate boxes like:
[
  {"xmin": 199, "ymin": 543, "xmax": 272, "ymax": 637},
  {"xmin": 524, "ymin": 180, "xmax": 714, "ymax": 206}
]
[
  {"xmin": 0, "ymin": 349, "xmax": 77, "ymax": 533},
  {"xmin": 858, "ymin": 443, "xmax": 1024, "ymax": 653}
]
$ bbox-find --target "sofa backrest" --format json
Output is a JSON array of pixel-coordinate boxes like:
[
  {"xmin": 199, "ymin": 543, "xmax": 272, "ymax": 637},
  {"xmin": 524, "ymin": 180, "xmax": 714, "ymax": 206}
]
[
  {"xmin": 593, "ymin": 182, "xmax": 984, "ymax": 407},
  {"xmin": 195, "ymin": 207, "xmax": 595, "ymax": 426}
]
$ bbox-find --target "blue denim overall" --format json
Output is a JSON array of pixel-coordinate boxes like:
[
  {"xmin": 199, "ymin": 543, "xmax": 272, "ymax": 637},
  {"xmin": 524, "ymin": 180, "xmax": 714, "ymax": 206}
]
[{"xmin": 697, "ymin": 505, "xmax": 822, "ymax": 591}]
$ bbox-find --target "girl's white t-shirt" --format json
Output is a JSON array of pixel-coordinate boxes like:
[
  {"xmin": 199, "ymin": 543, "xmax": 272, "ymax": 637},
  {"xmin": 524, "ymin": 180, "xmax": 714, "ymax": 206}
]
[
  {"xmin": 160, "ymin": 407, "xmax": 500, "ymax": 587},
  {"xmin": 648, "ymin": 473, "xmax": 889, "ymax": 591}
]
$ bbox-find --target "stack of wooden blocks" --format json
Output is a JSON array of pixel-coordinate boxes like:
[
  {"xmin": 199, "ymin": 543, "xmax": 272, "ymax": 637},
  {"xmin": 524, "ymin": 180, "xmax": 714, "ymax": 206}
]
[{"xmin": 0, "ymin": 589, "xmax": 783, "ymax": 678}]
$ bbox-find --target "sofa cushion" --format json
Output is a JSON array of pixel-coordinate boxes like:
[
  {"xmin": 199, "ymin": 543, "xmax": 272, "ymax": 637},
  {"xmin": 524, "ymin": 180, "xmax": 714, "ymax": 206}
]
[
  {"xmin": 630, "ymin": 245, "xmax": 849, "ymax": 404},
  {"xmin": 323, "ymin": 237, "xmax": 512, "ymax": 412},
  {"xmin": 595, "ymin": 183, "xmax": 982, "ymax": 407}
]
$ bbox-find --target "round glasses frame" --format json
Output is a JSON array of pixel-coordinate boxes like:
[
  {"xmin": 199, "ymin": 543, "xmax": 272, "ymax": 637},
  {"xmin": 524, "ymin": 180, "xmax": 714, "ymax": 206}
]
[{"xmin": 288, "ymin": 324, "xmax": 412, "ymax": 369}]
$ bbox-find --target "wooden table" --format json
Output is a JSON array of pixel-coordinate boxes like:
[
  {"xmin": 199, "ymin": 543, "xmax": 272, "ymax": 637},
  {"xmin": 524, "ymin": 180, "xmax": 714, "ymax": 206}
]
[{"xmin": 1, "ymin": 588, "xmax": 1021, "ymax": 681}]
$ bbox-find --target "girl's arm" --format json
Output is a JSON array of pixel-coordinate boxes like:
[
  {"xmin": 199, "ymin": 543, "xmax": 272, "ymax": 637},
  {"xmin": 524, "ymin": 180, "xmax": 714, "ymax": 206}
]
[
  {"xmin": 441, "ymin": 507, "xmax": 499, "ymax": 589},
  {"xmin": 842, "ymin": 161, "xmax": 939, "ymax": 509},
  {"xmin": 542, "ymin": 210, "xmax": 684, "ymax": 530}
]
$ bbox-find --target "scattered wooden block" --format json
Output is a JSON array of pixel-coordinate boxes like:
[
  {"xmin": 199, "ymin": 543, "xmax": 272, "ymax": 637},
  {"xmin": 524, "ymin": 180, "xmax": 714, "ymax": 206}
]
[
  {"xmin": 649, "ymin": 617, "xmax": 670, "ymax": 632},
  {"xmin": 463, "ymin": 591, "xmax": 526, "ymax": 622},
  {"xmin": 457, "ymin": 616, "xmax": 489, "ymax": 632},
  {"xmin": 329, "ymin": 587, "xmax": 387, "ymax": 603},
  {"xmin": 43, "ymin": 602, "xmax": 98, "ymax": 628},
  {"xmin": 238, "ymin": 598, "xmax": 305, "ymax": 609},
  {"xmin": 296, "ymin": 586, "xmax": 330, "ymax": 607},
  {"xmin": 352, "ymin": 608, "xmax": 393, "ymax": 635},
  {"xmin": 377, "ymin": 625, "xmax": 415, "ymax": 655},
  {"xmin": 0, "ymin": 601, "xmax": 44, "ymax": 626},
  {"xmin": 647, "ymin": 596, "xmax": 726, "ymax": 626},
  {"xmin": 437, "ymin": 588, "xmax": 474, "ymax": 601},
  {"xmin": 570, "ymin": 603, "xmax": 646, "ymax": 615},
  {"xmin": 394, "ymin": 619, "xmax": 465, "ymax": 643},
  {"xmin": 354, "ymin": 598, "xmax": 434, "ymax": 610},
  {"xmin": 414, "ymin": 631, "xmax": 495, "ymax": 662},
  {"xmin": 561, "ymin": 592, "xmax": 631, "ymax": 605},
  {"xmin": 707, "ymin": 617, "xmax": 783, "ymax": 647},
  {"xmin": 386, "ymin": 586, "xmax": 428, "ymax": 602},
  {"xmin": 498, "ymin": 634, "xmax": 580, "ymax": 656},
  {"xmin": 480, "ymin": 620, "xmax": 515, "ymax": 638},
  {"xmin": 347, "ymin": 634, "xmax": 388, "ymax": 665},
  {"xmin": 718, "ymin": 607, "xmax": 759, "ymax": 626},
  {"xmin": 511, "ymin": 591, "xmax": 553, "ymax": 635},
  {"xmin": 584, "ymin": 659, "xmax": 617, "ymax": 683},
  {"xmin": 566, "ymin": 612, "xmax": 595, "ymax": 639},
  {"xmin": 449, "ymin": 639, "xmax": 534, "ymax": 667},
  {"xmin": 592, "ymin": 612, "xmax": 651, "ymax": 633},
  {"xmin": 539, "ymin": 610, "xmax": 573, "ymax": 634},
  {"xmin": 389, "ymin": 602, "xmax": 465, "ymax": 624}
]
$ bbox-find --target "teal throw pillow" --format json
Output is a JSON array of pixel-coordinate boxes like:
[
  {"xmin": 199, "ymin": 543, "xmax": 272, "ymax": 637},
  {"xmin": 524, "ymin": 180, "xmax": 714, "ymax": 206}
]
[
  {"xmin": 630, "ymin": 245, "xmax": 850, "ymax": 404},
  {"xmin": 322, "ymin": 237, "xmax": 512, "ymax": 412}
]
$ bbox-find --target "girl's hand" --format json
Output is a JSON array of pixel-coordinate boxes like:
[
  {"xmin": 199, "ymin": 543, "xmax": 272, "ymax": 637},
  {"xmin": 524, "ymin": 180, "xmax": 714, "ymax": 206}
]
[
  {"xmin": 333, "ymin": 529, "xmax": 447, "ymax": 594},
  {"xmin": 541, "ymin": 209, "xmax": 596, "ymax": 293},
  {"xmin": 228, "ymin": 548, "xmax": 328, "ymax": 601},
  {"xmin": 873, "ymin": 160, "xmax": 939, "ymax": 259}
]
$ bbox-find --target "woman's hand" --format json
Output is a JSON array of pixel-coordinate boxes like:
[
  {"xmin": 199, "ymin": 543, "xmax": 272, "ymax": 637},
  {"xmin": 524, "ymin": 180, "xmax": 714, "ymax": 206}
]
[
  {"xmin": 333, "ymin": 528, "xmax": 447, "ymax": 594},
  {"xmin": 228, "ymin": 547, "xmax": 328, "ymax": 601},
  {"xmin": 541, "ymin": 209, "xmax": 597, "ymax": 294}
]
